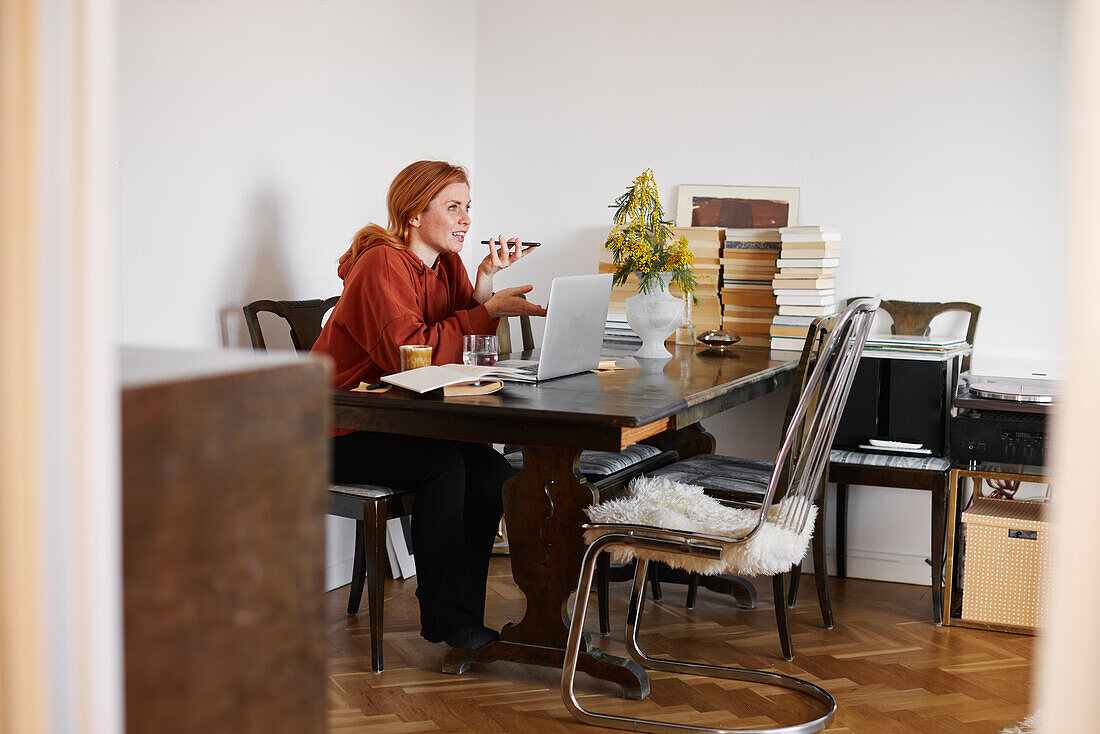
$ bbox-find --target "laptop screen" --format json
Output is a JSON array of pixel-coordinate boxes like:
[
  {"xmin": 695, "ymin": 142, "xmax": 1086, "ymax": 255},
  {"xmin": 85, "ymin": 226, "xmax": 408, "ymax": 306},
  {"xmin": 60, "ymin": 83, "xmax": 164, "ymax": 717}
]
[{"xmin": 535, "ymin": 273, "xmax": 613, "ymax": 381}]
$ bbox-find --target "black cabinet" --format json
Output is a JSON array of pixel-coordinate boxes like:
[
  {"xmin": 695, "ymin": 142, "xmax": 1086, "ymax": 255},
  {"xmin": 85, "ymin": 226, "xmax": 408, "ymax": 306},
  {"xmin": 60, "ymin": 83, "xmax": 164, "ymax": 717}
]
[{"xmin": 833, "ymin": 356, "xmax": 961, "ymax": 456}]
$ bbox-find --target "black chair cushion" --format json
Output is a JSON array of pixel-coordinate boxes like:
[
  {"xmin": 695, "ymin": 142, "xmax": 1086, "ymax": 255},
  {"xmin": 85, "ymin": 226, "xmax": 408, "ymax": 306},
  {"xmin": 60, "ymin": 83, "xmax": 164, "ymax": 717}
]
[
  {"xmin": 330, "ymin": 482, "xmax": 406, "ymax": 500},
  {"xmin": 328, "ymin": 482, "xmax": 416, "ymax": 522},
  {"xmin": 829, "ymin": 449, "xmax": 950, "ymax": 472},
  {"xmin": 647, "ymin": 454, "xmax": 774, "ymax": 505},
  {"xmin": 505, "ymin": 443, "xmax": 664, "ymax": 479}
]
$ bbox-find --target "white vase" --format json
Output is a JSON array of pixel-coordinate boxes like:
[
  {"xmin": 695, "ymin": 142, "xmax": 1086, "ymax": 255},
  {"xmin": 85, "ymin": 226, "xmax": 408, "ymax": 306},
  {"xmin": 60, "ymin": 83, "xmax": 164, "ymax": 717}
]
[{"xmin": 625, "ymin": 273, "xmax": 683, "ymax": 359}]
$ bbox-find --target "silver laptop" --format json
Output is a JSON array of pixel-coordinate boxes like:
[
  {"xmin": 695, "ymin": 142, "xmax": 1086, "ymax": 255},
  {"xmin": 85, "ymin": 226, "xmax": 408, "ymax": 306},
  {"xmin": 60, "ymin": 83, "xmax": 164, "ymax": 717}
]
[{"xmin": 497, "ymin": 273, "xmax": 613, "ymax": 381}]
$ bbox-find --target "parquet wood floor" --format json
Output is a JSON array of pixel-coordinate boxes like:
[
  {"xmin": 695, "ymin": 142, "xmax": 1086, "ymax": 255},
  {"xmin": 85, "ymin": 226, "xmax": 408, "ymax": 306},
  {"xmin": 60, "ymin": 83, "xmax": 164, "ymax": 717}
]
[{"xmin": 327, "ymin": 558, "xmax": 1035, "ymax": 733}]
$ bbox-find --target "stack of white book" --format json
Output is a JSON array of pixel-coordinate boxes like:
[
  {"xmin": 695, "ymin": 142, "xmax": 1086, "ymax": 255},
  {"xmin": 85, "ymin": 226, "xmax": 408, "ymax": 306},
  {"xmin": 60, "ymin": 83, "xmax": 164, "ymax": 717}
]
[
  {"xmin": 603, "ymin": 310, "xmax": 641, "ymax": 344},
  {"xmin": 770, "ymin": 226, "xmax": 842, "ymax": 351},
  {"xmin": 862, "ymin": 334, "xmax": 969, "ymax": 359}
]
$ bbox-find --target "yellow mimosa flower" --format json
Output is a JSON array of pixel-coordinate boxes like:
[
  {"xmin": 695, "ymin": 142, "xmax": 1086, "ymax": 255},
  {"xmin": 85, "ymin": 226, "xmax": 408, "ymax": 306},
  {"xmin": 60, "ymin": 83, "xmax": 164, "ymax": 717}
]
[{"xmin": 604, "ymin": 169, "xmax": 697, "ymax": 295}]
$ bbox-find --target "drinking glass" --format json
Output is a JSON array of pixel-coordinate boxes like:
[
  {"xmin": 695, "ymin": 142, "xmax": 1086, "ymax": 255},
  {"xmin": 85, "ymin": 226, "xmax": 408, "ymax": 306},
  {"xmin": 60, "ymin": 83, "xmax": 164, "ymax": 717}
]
[{"xmin": 463, "ymin": 334, "xmax": 499, "ymax": 366}]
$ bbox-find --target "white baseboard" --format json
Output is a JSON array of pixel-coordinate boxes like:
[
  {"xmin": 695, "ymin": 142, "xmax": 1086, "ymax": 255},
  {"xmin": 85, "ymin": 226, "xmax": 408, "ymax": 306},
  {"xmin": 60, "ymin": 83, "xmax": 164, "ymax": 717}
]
[
  {"xmin": 329, "ymin": 549, "xmax": 930, "ymax": 592},
  {"xmin": 802, "ymin": 547, "xmax": 932, "ymax": 587},
  {"xmin": 326, "ymin": 556, "xmax": 354, "ymax": 592}
]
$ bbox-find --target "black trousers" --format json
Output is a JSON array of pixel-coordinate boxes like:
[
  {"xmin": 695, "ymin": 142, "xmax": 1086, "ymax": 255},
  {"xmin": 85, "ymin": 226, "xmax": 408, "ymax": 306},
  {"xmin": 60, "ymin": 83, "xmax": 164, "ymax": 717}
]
[{"xmin": 331, "ymin": 431, "xmax": 512, "ymax": 642}]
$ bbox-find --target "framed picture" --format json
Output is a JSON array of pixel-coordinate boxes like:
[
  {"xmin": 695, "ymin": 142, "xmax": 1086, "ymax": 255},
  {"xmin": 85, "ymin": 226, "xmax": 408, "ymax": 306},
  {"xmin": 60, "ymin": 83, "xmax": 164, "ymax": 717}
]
[{"xmin": 675, "ymin": 185, "xmax": 800, "ymax": 230}]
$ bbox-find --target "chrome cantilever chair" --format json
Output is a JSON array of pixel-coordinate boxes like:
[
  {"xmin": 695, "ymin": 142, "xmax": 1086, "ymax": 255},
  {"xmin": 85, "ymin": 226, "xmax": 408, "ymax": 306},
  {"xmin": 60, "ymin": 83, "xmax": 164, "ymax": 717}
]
[
  {"xmin": 561, "ymin": 297, "xmax": 879, "ymax": 734},
  {"xmin": 625, "ymin": 315, "xmax": 837, "ymax": 658}
]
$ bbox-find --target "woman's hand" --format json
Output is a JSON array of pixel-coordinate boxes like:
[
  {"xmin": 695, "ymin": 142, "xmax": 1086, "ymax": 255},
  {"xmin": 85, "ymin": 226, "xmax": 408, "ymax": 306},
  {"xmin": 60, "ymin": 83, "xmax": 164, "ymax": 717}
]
[
  {"xmin": 482, "ymin": 285, "xmax": 548, "ymax": 319},
  {"xmin": 473, "ymin": 236, "xmax": 536, "ymax": 303},
  {"xmin": 479, "ymin": 236, "xmax": 535, "ymax": 277}
]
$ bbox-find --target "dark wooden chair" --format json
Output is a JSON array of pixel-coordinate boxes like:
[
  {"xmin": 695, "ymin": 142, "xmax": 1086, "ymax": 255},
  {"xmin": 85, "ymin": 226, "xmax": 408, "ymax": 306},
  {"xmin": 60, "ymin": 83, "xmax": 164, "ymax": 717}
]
[
  {"xmin": 243, "ymin": 297, "xmax": 415, "ymax": 673},
  {"xmin": 495, "ymin": 308, "xmax": 533, "ymax": 355},
  {"xmin": 828, "ymin": 298, "xmax": 980, "ymax": 625}
]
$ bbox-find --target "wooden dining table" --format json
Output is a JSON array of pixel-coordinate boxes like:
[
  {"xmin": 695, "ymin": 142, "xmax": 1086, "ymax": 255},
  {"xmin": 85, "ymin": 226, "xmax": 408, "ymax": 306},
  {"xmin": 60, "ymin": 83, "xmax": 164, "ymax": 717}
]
[{"xmin": 331, "ymin": 342, "xmax": 798, "ymax": 698}]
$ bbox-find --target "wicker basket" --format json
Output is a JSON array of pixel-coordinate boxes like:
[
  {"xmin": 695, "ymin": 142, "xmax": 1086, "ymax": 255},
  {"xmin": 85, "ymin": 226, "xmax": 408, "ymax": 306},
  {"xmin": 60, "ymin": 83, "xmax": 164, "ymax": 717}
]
[{"xmin": 960, "ymin": 497, "xmax": 1051, "ymax": 630}]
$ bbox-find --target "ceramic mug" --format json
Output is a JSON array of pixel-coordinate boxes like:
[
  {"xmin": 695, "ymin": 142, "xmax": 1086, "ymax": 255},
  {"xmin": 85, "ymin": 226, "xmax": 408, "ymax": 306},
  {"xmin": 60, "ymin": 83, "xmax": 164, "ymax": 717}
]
[{"xmin": 399, "ymin": 344, "xmax": 433, "ymax": 371}]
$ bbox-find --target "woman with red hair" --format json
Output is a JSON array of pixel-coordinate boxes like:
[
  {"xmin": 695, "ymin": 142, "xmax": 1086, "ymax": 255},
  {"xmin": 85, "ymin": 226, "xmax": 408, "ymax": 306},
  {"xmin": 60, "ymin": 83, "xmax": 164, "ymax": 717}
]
[{"xmin": 313, "ymin": 161, "xmax": 544, "ymax": 651}]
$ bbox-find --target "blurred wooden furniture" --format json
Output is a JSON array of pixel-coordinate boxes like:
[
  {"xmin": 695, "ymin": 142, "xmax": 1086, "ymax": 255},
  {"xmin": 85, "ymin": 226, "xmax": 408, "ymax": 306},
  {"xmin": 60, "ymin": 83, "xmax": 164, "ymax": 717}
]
[
  {"xmin": 829, "ymin": 298, "xmax": 980, "ymax": 624},
  {"xmin": 121, "ymin": 347, "xmax": 328, "ymax": 734},
  {"xmin": 243, "ymin": 297, "xmax": 416, "ymax": 673},
  {"xmin": 332, "ymin": 339, "xmax": 799, "ymax": 696}
]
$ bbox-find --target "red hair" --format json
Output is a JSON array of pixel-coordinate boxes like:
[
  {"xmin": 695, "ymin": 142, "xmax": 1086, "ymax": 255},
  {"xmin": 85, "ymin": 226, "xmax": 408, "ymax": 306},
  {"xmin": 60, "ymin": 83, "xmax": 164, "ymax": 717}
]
[{"xmin": 338, "ymin": 160, "xmax": 469, "ymax": 277}]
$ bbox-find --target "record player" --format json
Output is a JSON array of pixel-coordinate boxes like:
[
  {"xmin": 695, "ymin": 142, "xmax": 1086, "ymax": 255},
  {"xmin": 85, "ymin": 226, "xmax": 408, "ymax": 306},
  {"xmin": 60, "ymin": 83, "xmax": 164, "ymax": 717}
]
[{"xmin": 950, "ymin": 375, "xmax": 1056, "ymax": 467}]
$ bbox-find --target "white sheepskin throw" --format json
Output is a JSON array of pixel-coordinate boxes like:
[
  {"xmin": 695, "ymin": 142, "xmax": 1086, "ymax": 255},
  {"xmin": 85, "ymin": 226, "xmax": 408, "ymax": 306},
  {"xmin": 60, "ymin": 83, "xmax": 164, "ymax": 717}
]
[
  {"xmin": 1001, "ymin": 713, "xmax": 1042, "ymax": 734},
  {"xmin": 584, "ymin": 475, "xmax": 816, "ymax": 577}
]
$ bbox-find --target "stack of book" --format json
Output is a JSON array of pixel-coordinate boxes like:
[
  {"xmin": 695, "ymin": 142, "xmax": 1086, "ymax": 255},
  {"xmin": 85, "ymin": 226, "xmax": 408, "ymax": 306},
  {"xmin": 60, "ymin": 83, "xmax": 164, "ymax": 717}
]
[
  {"xmin": 719, "ymin": 229, "xmax": 782, "ymax": 348},
  {"xmin": 602, "ymin": 310, "xmax": 640, "ymax": 345},
  {"xmin": 672, "ymin": 226, "xmax": 723, "ymax": 333},
  {"xmin": 861, "ymin": 334, "xmax": 969, "ymax": 360},
  {"xmin": 769, "ymin": 226, "xmax": 842, "ymax": 351},
  {"xmin": 598, "ymin": 254, "xmax": 643, "ymax": 343}
]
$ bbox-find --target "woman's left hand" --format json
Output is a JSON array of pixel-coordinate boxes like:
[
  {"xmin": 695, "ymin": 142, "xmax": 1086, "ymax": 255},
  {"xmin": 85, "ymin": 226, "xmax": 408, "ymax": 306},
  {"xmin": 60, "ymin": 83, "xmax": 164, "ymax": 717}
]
[{"xmin": 478, "ymin": 236, "xmax": 535, "ymax": 277}]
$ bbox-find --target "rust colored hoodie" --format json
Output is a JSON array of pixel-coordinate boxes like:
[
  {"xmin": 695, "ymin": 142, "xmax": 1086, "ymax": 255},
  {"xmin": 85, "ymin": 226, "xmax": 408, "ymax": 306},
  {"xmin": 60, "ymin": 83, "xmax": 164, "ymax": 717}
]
[{"xmin": 311, "ymin": 240, "xmax": 497, "ymax": 390}]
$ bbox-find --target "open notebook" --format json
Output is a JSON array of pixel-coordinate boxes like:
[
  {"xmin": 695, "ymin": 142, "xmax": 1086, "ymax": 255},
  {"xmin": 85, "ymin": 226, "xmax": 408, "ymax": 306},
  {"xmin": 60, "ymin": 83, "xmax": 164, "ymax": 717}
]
[{"xmin": 381, "ymin": 363, "xmax": 534, "ymax": 394}]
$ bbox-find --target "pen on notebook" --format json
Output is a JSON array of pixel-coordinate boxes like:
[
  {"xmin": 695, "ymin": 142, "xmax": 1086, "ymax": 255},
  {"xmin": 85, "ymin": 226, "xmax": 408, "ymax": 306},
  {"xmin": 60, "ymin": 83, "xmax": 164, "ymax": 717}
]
[{"xmin": 481, "ymin": 240, "xmax": 541, "ymax": 247}]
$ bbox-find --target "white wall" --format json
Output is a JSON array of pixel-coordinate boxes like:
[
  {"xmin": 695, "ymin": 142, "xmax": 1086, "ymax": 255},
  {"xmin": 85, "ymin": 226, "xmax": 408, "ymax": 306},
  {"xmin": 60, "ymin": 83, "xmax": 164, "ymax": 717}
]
[
  {"xmin": 473, "ymin": 0, "xmax": 1065, "ymax": 584},
  {"xmin": 120, "ymin": 0, "xmax": 478, "ymax": 349},
  {"xmin": 119, "ymin": 0, "xmax": 478, "ymax": 589},
  {"xmin": 120, "ymin": 0, "xmax": 1066, "ymax": 588}
]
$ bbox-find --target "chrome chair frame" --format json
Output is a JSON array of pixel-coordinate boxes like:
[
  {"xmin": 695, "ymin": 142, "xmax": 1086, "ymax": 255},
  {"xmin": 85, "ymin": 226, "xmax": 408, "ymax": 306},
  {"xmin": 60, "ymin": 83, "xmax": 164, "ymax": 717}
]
[
  {"xmin": 560, "ymin": 297, "xmax": 879, "ymax": 733},
  {"xmin": 564, "ymin": 532, "xmax": 836, "ymax": 734}
]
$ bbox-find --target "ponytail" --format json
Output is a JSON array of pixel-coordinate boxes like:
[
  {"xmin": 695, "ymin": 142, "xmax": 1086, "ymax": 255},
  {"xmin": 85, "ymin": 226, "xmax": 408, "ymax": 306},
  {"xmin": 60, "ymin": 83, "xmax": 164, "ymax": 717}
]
[{"xmin": 338, "ymin": 223, "xmax": 398, "ymax": 276}]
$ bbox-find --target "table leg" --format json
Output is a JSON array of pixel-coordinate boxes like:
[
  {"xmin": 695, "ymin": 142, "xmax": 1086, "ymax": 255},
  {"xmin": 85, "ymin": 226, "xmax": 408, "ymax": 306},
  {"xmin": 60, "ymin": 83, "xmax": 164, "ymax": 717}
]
[
  {"xmin": 941, "ymin": 469, "xmax": 961, "ymax": 626},
  {"xmin": 442, "ymin": 445, "xmax": 648, "ymax": 699},
  {"xmin": 835, "ymin": 483, "xmax": 848, "ymax": 579},
  {"xmin": 931, "ymin": 474, "xmax": 947, "ymax": 625}
]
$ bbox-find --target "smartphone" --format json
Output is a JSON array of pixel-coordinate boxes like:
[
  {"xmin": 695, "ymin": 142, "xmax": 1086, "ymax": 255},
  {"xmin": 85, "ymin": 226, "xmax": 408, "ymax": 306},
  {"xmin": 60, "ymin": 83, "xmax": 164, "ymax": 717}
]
[{"xmin": 481, "ymin": 240, "xmax": 541, "ymax": 247}]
